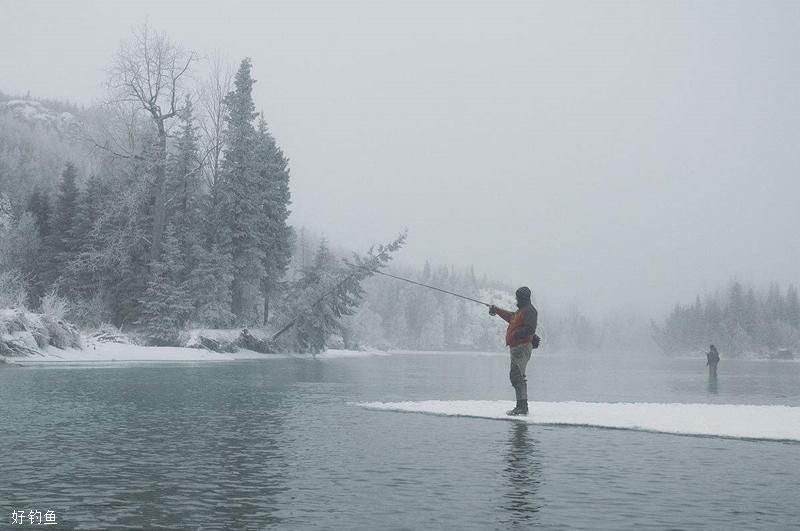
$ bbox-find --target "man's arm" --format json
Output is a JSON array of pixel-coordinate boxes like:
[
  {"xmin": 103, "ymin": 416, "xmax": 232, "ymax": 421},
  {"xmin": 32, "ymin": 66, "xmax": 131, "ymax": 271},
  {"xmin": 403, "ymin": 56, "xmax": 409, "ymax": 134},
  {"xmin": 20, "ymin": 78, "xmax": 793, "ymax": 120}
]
[{"xmin": 490, "ymin": 305, "xmax": 515, "ymax": 324}]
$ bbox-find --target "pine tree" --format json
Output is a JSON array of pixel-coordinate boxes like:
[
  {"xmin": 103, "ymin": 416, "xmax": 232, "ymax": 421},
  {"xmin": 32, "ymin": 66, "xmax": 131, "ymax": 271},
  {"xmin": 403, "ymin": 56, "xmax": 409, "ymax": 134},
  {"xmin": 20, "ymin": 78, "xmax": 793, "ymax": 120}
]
[
  {"xmin": 765, "ymin": 284, "xmax": 784, "ymax": 323},
  {"xmin": 26, "ymin": 186, "xmax": 51, "ymax": 238},
  {"xmin": 52, "ymin": 162, "xmax": 81, "ymax": 256},
  {"xmin": 26, "ymin": 187, "xmax": 52, "ymax": 301},
  {"xmin": 91, "ymin": 152, "xmax": 154, "ymax": 326},
  {"xmin": 292, "ymin": 239, "xmax": 342, "ymax": 353},
  {"xmin": 167, "ymin": 96, "xmax": 202, "ymax": 267},
  {"xmin": 187, "ymin": 241, "xmax": 236, "ymax": 328},
  {"xmin": 189, "ymin": 163, "xmax": 235, "ymax": 328},
  {"xmin": 287, "ymin": 234, "xmax": 406, "ymax": 353},
  {"xmin": 139, "ymin": 224, "xmax": 192, "ymax": 345},
  {"xmin": 254, "ymin": 116, "xmax": 293, "ymax": 325},
  {"xmin": 66, "ymin": 173, "xmax": 108, "ymax": 301},
  {"xmin": 220, "ymin": 57, "xmax": 264, "ymax": 322},
  {"xmin": 785, "ymin": 285, "xmax": 800, "ymax": 329},
  {"xmin": 35, "ymin": 162, "xmax": 81, "ymax": 301}
]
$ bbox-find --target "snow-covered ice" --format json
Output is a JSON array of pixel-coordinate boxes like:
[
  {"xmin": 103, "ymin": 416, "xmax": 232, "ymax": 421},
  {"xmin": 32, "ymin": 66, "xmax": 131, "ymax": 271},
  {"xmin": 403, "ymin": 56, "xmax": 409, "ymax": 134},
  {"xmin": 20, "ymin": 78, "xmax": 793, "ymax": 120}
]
[{"xmin": 357, "ymin": 400, "xmax": 800, "ymax": 442}]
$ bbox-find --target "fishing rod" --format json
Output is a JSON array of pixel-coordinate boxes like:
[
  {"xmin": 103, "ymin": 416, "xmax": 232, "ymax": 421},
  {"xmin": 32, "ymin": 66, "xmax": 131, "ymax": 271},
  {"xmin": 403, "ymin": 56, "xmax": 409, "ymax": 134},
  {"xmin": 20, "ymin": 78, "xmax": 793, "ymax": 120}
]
[
  {"xmin": 360, "ymin": 267, "xmax": 492, "ymax": 307},
  {"xmin": 271, "ymin": 265, "xmax": 492, "ymax": 341}
]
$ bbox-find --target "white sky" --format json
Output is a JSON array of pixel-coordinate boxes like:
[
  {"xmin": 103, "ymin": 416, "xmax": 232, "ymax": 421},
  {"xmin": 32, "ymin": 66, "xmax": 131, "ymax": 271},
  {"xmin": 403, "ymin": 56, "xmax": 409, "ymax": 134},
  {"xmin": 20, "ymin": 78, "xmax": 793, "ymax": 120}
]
[{"xmin": 2, "ymin": 0, "xmax": 800, "ymax": 316}]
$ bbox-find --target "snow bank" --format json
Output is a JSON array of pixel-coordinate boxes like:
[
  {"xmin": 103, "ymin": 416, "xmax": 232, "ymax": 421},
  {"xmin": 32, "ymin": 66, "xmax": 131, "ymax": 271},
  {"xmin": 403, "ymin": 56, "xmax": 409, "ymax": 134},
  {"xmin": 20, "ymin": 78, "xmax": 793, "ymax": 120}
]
[
  {"xmin": 7, "ymin": 343, "xmax": 389, "ymax": 365},
  {"xmin": 0, "ymin": 308, "xmax": 81, "ymax": 356},
  {"xmin": 357, "ymin": 400, "xmax": 800, "ymax": 442},
  {"xmin": 13, "ymin": 342, "xmax": 238, "ymax": 364}
]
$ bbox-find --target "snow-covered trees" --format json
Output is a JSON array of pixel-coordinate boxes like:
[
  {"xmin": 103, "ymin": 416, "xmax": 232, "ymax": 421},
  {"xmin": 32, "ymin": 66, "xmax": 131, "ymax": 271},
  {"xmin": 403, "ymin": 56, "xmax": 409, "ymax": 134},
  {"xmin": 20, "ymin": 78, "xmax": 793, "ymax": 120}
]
[
  {"xmin": 212, "ymin": 58, "xmax": 294, "ymax": 326},
  {"xmin": 284, "ymin": 234, "xmax": 406, "ymax": 353},
  {"xmin": 653, "ymin": 281, "xmax": 800, "ymax": 355},
  {"xmin": 0, "ymin": 34, "xmax": 294, "ymax": 345},
  {"xmin": 108, "ymin": 23, "xmax": 196, "ymax": 265},
  {"xmin": 138, "ymin": 224, "xmax": 192, "ymax": 344}
]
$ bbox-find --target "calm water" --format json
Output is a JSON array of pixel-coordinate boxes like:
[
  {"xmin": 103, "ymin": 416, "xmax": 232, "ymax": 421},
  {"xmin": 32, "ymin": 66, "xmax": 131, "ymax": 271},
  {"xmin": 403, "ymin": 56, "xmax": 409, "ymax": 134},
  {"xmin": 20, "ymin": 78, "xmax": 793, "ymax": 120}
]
[{"xmin": 1, "ymin": 352, "xmax": 799, "ymax": 530}]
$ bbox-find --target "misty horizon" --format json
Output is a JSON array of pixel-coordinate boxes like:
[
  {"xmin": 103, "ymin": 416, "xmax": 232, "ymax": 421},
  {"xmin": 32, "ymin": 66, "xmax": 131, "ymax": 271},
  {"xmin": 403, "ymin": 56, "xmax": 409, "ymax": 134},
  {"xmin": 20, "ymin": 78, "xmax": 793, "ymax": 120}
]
[{"xmin": 3, "ymin": 0, "xmax": 799, "ymax": 319}]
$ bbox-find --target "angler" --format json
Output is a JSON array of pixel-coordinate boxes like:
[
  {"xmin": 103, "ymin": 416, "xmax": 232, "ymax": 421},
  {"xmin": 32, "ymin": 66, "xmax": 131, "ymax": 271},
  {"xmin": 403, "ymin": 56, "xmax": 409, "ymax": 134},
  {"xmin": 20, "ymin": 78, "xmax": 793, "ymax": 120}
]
[
  {"xmin": 489, "ymin": 287, "xmax": 539, "ymax": 416},
  {"xmin": 355, "ymin": 269, "xmax": 541, "ymax": 416}
]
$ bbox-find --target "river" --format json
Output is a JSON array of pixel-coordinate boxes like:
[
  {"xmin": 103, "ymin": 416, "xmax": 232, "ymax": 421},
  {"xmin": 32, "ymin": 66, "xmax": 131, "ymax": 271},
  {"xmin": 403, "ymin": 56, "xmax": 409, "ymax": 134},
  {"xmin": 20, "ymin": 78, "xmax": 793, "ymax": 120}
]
[{"xmin": 2, "ymin": 352, "xmax": 799, "ymax": 529}]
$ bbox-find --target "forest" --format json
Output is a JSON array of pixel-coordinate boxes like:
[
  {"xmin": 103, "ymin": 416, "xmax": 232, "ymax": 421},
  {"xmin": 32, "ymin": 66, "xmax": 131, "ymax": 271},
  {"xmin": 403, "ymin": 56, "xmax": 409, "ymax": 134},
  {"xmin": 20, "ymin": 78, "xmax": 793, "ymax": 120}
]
[
  {"xmin": 652, "ymin": 281, "xmax": 800, "ymax": 356},
  {"xmin": 0, "ymin": 25, "xmax": 410, "ymax": 352}
]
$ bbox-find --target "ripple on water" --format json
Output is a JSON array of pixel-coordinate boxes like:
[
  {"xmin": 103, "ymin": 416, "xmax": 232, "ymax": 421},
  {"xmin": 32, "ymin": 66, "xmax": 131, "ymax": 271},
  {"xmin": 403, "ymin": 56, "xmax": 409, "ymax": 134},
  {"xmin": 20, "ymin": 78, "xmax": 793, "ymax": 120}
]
[{"xmin": 2, "ymin": 356, "xmax": 800, "ymax": 529}]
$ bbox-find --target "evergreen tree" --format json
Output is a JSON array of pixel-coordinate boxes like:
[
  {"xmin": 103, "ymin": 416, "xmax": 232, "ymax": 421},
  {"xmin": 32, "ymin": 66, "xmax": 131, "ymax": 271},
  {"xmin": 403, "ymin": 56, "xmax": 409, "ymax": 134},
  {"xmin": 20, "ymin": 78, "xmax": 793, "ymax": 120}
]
[
  {"xmin": 786, "ymin": 285, "xmax": 800, "ymax": 328},
  {"xmin": 286, "ymin": 234, "xmax": 406, "ymax": 353},
  {"xmin": 167, "ymin": 96, "xmax": 202, "ymax": 266},
  {"xmin": 26, "ymin": 187, "xmax": 52, "ymax": 300},
  {"xmin": 254, "ymin": 116, "xmax": 293, "ymax": 325},
  {"xmin": 62, "ymin": 173, "xmax": 110, "ymax": 306},
  {"xmin": 138, "ymin": 224, "xmax": 192, "ymax": 345},
  {"xmin": 52, "ymin": 162, "xmax": 81, "ymax": 255},
  {"xmin": 91, "ymin": 152, "xmax": 154, "ymax": 326},
  {"xmin": 726, "ymin": 281, "xmax": 745, "ymax": 334},
  {"xmin": 765, "ymin": 284, "xmax": 782, "ymax": 322},
  {"xmin": 34, "ymin": 162, "xmax": 81, "ymax": 301},
  {"xmin": 187, "ymin": 241, "xmax": 236, "ymax": 327},
  {"xmin": 76, "ymin": 174, "xmax": 106, "ymax": 246},
  {"xmin": 220, "ymin": 57, "xmax": 265, "ymax": 322},
  {"xmin": 743, "ymin": 287, "xmax": 759, "ymax": 339},
  {"xmin": 292, "ymin": 239, "xmax": 341, "ymax": 353},
  {"xmin": 26, "ymin": 186, "xmax": 51, "ymax": 238}
]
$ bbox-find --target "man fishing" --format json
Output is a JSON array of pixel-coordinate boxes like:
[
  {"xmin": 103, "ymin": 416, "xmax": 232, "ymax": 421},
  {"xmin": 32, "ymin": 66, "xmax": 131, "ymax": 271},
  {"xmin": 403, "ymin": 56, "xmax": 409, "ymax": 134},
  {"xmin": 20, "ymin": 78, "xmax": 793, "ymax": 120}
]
[
  {"xmin": 706, "ymin": 344, "xmax": 720, "ymax": 374},
  {"xmin": 489, "ymin": 287, "xmax": 538, "ymax": 416}
]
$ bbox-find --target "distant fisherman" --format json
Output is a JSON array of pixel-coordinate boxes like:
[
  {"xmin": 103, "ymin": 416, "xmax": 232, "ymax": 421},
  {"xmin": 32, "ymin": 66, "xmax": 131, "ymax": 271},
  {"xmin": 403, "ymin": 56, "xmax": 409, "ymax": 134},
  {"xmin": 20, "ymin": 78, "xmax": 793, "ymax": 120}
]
[
  {"xmin": 706, "ymin": 344, "xmax": 720, "ymax": 373},
  {"xmin": 489, "ymin": 287, "xmax": 539, "ymax": 416}
]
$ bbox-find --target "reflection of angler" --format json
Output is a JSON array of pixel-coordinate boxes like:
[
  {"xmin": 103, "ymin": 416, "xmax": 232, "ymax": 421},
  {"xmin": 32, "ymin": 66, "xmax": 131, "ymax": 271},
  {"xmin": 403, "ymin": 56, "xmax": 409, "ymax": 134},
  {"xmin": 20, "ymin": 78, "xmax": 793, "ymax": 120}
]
[{"xmin": 502, "ymin": 423, "xmax": 543, "ymax": 524}]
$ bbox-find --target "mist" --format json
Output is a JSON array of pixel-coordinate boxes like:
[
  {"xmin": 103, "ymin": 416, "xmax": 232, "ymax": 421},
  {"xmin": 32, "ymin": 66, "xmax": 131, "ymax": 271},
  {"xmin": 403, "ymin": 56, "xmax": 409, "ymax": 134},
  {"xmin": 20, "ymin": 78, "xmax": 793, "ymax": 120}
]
[
  {"xmin": 3, "ymin": 0, "xmax": 800, "ymax": 317},
  {"xmin": 5, "ymin": 5, "xmax": 800, "ymax": 529}
]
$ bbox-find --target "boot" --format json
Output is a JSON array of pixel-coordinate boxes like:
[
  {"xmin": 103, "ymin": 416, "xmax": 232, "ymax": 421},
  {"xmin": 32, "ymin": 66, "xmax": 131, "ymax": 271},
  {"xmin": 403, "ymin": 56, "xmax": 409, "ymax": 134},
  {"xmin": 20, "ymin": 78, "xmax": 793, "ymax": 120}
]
[{"xmin": 506, "ymin": 399, "xmax": 528, "ymax": 416}]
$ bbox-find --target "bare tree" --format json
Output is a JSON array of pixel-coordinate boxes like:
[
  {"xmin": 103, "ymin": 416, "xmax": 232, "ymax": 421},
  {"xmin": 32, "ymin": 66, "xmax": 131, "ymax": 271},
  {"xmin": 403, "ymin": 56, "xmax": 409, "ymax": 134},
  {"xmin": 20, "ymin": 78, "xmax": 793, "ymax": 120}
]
[
  {"xmin": 198, "ymin": 52, "xmax": 234, "ymax": 191},
  {"xmin": 108, "ymin": 23, "xmax": 196, "ymax": 264}
]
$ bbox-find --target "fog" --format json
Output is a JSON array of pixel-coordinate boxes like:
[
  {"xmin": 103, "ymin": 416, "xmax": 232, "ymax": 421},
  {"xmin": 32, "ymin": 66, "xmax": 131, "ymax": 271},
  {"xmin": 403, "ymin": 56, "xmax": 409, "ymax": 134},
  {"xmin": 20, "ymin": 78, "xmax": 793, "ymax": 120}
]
[{"xmin": 3, "ymin": 0, "xmax": 799, "ymax": 316}]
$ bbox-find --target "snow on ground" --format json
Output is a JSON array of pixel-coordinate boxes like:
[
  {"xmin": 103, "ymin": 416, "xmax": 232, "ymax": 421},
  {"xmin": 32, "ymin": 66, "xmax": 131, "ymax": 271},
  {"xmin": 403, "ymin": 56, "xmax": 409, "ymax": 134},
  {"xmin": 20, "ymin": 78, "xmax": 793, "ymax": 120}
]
[
  {"xmin": 357, "ymin": 400, "xmax": 800, "ymax": 442},
  {"xmin": 6, "ymin": 343, "xmax": 387, "ymax": 365}
]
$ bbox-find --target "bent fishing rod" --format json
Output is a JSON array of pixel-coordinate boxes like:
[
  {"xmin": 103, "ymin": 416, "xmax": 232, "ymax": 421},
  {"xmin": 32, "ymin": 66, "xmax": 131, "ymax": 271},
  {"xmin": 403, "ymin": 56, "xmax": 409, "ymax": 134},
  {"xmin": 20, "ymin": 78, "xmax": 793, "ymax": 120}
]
[
  {"xmin": 271, "ymin": 266, "xmax": 492, "ymax": 341},
  {"xmin": 364, "ymin": 268, "xmax": 491, "ymax": 308}
]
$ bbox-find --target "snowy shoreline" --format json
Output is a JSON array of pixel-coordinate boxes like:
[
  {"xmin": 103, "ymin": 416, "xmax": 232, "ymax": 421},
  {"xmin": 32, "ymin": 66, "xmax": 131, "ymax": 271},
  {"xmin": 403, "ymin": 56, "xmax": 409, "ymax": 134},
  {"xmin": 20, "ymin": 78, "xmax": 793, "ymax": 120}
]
[{"xmin": 2, "ymin": 342, "xmax": 389, "ymax": 366}]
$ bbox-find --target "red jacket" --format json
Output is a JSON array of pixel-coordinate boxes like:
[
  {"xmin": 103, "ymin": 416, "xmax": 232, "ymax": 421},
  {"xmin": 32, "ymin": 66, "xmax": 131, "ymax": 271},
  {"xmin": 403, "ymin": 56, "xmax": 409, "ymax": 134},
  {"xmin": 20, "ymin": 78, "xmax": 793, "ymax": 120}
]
[{"xmin": 495, "ymin": 304, "xmax": 538, "ymax": 346}]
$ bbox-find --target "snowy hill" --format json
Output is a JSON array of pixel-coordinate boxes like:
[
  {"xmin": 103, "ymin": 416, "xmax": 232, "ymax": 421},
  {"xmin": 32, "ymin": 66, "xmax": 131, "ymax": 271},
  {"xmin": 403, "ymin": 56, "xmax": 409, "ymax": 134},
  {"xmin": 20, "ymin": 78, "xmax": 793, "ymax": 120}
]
[{"xmin": 0, "ymin": 99, "xmax": 80, "ymax": 135}]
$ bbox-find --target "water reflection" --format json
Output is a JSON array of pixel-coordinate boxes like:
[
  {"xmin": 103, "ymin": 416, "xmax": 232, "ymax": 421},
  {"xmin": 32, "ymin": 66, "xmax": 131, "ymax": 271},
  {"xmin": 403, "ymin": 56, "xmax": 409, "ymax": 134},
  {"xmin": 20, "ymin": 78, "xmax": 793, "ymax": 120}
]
[
  {"xmin": 1, "ymin": 364, "xmax": 293, "ymax": 529},
  {"xmin": 501, "ymin": 422, "xmax": 543, "ymax": 529},
  {"xmin": 708, "ymin": 366, "xmax": 719, "ymax": 394},
  {"xmin": 295, "ymin": 357, "xmax": 326, "ymax": 382}
]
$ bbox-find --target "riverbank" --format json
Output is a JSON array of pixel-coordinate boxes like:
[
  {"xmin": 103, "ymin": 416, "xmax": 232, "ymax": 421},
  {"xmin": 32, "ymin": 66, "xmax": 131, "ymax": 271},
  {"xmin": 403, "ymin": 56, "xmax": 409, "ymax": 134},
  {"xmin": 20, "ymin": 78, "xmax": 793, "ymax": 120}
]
[
  {"xmin": 0, "ymin": 307, "xmax": 386, "ymax": 366},
  {"xmin": 2, "ymin": 341, "xmax": 385, "ymax": 366}
]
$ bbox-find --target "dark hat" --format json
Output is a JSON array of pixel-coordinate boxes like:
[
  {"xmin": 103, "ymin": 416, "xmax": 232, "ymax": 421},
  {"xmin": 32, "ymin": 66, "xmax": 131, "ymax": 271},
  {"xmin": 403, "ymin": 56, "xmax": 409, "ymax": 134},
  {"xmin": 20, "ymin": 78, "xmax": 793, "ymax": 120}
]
[{"xmin": 515, "ymin": 286, "xmax": 531, "ymax": 300}]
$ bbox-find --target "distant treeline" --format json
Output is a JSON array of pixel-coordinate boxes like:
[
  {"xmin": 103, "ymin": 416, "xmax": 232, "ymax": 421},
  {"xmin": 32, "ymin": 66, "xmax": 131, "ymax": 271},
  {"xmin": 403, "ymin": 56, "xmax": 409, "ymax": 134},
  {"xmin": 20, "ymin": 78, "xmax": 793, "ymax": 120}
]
[{"xmin": 653, "ymin": 281, "xmax": 800, "ymax": 356}]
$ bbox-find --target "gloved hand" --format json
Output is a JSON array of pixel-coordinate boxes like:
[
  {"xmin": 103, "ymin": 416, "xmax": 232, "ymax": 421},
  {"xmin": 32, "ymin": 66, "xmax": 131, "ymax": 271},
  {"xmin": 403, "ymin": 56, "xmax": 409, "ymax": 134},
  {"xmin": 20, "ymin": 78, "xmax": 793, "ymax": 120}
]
[{"xmin": 488, "ymin": 305, "xmax": 497, "ymax": 316}]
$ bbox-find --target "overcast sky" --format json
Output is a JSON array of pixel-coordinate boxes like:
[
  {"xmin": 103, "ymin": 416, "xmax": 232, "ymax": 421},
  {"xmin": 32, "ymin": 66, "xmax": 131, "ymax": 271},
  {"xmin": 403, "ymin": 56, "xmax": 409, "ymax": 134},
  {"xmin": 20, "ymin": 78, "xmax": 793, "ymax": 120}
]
[{"xmin": 2, "ymin": 0, "xmax": 799, "ymax": 316}]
